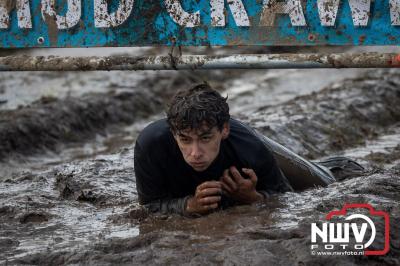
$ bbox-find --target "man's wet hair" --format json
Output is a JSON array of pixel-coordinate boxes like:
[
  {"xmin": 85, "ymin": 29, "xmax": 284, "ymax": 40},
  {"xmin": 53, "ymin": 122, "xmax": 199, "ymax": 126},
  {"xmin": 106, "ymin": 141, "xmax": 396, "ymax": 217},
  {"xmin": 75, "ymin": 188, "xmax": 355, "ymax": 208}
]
[{"xmin": 167, "ymin": 83, "xmax": 230, "ymax": 134}]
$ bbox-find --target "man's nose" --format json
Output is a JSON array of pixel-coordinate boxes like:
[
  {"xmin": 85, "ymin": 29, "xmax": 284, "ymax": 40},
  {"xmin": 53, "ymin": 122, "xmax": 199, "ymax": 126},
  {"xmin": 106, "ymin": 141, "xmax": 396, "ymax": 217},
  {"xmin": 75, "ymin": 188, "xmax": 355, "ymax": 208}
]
[{"xmin": 190, "ymin": 142, "xmax": 203, "ymax": 158}]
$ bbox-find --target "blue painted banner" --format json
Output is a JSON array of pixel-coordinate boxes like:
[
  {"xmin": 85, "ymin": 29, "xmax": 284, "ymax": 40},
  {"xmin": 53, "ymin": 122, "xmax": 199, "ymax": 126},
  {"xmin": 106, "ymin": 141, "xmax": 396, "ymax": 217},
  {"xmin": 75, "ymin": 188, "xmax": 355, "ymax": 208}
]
[{"xmin": 1, "ymin": 0, "xmax": 400, "ymax": 48}]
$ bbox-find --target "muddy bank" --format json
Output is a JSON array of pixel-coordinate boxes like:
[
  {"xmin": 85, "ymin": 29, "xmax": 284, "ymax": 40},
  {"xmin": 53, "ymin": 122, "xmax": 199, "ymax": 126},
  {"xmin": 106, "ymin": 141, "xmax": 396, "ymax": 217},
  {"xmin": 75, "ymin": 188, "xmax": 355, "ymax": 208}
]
[
  {"xmin": 0, "ymin": 90, "xmax": 160, "ymax": 160},
  {"xmin": 0, "ymin": 69, "xmax": 236, "ymax": 161},
  {"xmin": 241, "ymin": 69, "xmax": 400, "ymax": 159}
]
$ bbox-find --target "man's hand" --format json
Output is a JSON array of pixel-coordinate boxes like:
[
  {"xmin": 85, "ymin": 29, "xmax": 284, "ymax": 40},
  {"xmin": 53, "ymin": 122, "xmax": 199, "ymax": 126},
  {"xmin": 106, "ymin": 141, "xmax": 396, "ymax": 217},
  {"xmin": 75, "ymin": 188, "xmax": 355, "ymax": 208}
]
[
  {"xmin": 220, "ymin": 166, "xmax": 264, "ymax": 204},
  {"xmin": 185, "ymin": 181, "xmax": 222, "ymax": 215}
]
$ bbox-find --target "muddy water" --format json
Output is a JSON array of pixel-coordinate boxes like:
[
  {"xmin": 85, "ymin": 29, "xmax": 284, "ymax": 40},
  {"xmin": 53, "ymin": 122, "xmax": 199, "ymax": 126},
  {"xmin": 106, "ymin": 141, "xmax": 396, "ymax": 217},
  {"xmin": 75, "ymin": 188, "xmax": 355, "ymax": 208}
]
[{"xmin": 0, "ymin": 49, "xmax": 399, "ymax": 265}]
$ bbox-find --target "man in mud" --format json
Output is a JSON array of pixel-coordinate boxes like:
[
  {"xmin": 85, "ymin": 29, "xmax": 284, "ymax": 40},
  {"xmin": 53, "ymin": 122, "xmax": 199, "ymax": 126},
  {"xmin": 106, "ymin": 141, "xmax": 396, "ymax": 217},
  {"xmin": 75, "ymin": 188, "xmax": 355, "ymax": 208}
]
[{"xmin": 134, "ymin": 83, "xmax": 294, "ymax": 216}]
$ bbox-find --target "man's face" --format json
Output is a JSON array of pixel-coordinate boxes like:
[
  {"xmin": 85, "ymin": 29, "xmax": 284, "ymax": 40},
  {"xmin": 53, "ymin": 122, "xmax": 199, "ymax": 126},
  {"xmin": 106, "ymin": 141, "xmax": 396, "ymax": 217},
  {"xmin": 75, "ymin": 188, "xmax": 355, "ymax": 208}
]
[{"xmin": 174, "ymin": 122, "xmax": 230, "ymax": 172}]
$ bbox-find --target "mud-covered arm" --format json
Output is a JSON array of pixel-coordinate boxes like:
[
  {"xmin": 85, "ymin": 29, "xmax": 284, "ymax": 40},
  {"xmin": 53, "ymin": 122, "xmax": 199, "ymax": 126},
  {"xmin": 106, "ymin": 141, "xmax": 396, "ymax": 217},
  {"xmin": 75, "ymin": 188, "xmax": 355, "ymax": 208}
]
[
  {"xmin": 255, "ymin": 148, "xmax": 293, "ymax": 198},
  {"xmin": 140, "ymin": 196, "xmax": 191, "ymax": 215},
  {"xmin": 134, "ymin": 142, "xmax": 189, "ymax": 215}
]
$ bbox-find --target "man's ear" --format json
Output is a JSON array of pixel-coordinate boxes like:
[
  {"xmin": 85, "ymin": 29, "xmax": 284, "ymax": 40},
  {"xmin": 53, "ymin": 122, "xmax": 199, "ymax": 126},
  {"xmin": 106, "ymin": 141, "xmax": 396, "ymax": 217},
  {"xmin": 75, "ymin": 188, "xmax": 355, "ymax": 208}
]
[{"xmin": 221, "ymin": 122, "xmax": 230, "ymax": 139}]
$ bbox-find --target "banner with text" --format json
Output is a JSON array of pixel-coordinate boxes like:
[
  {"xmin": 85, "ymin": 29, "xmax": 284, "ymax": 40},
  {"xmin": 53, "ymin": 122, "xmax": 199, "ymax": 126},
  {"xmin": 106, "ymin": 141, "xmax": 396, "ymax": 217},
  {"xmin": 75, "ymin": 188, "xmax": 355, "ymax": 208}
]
[{"xmin": 1, "ymin": 0, "xmax": 400, "ymax": 48}]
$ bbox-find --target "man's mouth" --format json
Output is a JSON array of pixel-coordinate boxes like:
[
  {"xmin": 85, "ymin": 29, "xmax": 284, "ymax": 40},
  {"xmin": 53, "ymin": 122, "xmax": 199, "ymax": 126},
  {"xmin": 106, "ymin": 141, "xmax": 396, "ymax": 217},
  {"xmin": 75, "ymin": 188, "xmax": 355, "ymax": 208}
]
[{"xmin": 191, "ymin": 162, "xmax": 206, "ymax": 167}]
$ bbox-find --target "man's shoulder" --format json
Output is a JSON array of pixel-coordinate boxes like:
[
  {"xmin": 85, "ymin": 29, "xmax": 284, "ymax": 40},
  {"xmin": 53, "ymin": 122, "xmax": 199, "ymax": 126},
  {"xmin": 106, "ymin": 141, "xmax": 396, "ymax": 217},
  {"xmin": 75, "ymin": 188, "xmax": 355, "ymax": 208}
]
[
  {"xmin": 136, "ymin": 119, "xmax": 172, "ymax": 149},
  {"xmin": 229, "ymin": 118, "xmax": 255, "ymax": 133},
  {"xmin": 229, "ymin": 118, "xmax": 262, "ymax": 145},
  {"xmin": 228, "ymin": 118, "xmax": 273, "ymax": 161}
]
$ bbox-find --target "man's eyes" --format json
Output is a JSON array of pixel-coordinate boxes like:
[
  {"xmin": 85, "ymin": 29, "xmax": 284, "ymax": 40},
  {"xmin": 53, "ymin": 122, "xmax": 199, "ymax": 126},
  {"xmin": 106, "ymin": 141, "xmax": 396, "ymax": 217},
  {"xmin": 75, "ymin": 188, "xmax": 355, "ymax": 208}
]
[
  {"xmin": 180, "ymin": 138, "xmax": 191, "ymax": 143},
  {"xmin": 179, "ymin": 135, "xmax": 212, "ymax": 143},
  {"xmin": 201, "ymin": 136, "xmax": 212, "ymax": 141}
]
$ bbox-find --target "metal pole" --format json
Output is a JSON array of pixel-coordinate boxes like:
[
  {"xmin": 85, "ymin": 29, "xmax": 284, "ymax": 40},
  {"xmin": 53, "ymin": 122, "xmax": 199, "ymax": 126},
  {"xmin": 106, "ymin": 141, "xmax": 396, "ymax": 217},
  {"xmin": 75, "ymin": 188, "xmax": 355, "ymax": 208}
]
[{"xmin": 0, "ymin": 53, "xmax": 399, "ymax": 71}]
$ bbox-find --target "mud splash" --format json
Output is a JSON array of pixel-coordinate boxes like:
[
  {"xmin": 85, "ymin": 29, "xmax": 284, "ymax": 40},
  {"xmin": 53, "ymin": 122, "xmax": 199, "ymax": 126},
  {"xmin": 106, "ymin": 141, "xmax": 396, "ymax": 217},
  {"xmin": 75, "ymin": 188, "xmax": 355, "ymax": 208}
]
[{"xmin": 0, "ymin": 67, "xmax": 399, "ymax": 265}]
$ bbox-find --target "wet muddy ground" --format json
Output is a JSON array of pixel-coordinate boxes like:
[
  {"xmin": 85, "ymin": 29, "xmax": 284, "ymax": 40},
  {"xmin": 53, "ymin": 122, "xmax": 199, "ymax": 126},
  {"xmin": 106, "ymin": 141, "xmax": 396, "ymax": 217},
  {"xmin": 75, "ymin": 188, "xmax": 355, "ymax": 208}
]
[{"xmin": 0, "ymin": 48, "xmax": 399, "ymax": 265}]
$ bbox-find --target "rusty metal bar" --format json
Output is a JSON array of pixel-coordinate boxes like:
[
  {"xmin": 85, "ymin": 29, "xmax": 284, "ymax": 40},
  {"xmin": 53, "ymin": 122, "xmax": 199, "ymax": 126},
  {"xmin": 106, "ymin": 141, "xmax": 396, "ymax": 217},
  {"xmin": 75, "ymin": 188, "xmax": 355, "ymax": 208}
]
[{"xmin": 0, "ymin": 53, "xmax": 399, "ymax": 71}]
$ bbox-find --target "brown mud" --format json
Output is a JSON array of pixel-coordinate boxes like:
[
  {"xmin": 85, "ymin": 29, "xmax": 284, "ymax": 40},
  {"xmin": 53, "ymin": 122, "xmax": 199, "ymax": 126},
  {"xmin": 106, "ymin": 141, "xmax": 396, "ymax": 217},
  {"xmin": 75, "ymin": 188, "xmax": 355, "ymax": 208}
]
[
  {"xmin": 0, "ymin": 69, "xmax": 234, "ymax": 161},
  {"xmin": 241, "ymin": 69, "xmax": 400, "ymax": 159},
  {"xmin": 0, "ymin": 67, "xmax": 399, "ymax": 265}
]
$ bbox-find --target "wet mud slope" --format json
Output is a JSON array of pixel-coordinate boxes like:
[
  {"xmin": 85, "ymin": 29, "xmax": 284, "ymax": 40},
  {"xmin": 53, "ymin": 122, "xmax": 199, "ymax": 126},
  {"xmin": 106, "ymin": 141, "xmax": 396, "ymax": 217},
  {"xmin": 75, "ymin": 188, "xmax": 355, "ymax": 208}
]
[
  {"xmin": 240, "ymin": 69, "xmax": 400, "ymax": 160},
  {"xmin": 0, "ymin": 69, "xmax": 232, "ymax": 161},
  {"xmin": 0, "ymin": 69, "xmax": 399, "ymax": 265}
]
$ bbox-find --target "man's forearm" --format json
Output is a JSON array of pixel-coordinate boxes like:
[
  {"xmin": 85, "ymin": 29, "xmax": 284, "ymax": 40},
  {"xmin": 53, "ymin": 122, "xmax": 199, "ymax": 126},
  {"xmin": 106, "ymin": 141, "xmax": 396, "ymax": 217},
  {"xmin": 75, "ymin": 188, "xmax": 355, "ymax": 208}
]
[
  {"xmin": 142, "ymin": 196, "xmax": 191, "ymax": 216},
  {"xmin": 141, "ymin": 190, "xmax": 266, "ymax": 216}
]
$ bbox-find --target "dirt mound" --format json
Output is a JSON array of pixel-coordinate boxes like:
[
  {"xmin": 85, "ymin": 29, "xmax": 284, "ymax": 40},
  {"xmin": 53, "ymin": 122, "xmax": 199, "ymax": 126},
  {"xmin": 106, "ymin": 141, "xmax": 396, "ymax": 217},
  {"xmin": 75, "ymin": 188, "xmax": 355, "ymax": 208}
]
[{"xmin": 243, "ymin": 70, "xmax": 400, "ymax": 159}]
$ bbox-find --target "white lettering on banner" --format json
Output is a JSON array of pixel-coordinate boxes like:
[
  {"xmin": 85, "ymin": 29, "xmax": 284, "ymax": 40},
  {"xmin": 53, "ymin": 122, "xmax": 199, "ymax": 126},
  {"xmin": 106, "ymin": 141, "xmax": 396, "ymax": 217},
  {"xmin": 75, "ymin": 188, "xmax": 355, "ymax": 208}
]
[
  {"xmin": 260, "ymin": 0, "xmax": 306, "ymax": 26},
  {"xmin": 0, "ymin": 0, "xmax": 32, "ymax": 29},
  {"xmin": 210, "ymin": 0, "xmax": 250, "ymax": 27},
  {"xmin": 317, "ymin": 0, "xmax": 371, "ymax": 27},
  {"xmin": 390, "ymin": 0, "xmax": 400, "ymax": 25},
  {"xmin": 41, "ymin": 0, "xmax": 81, "ymax": 29},
  {"xmin": 349, "ymin": 0, "xmax": 371, "ymax": 26},
  {"xmin": 317, "ymin": 0, "xmax": 339, "ymax": 26},
  {"xmin": 94, "ymin": 0, "xmax": 135, "ymax": 28},
  {"xmin": 1, "ymin": 0, "xmax": 400, "ymax": 30},
  {"xmin": 164, "ymin": 0, "xmax": 200, "ymax": 27}
]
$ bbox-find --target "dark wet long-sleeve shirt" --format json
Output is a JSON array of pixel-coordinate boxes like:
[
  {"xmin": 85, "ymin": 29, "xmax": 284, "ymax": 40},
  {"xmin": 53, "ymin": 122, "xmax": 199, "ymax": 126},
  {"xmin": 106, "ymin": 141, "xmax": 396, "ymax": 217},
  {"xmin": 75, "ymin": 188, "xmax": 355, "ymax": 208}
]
[{"xmin": 134, "ymin": 118, "xmax": 292, "ymax": 215}]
